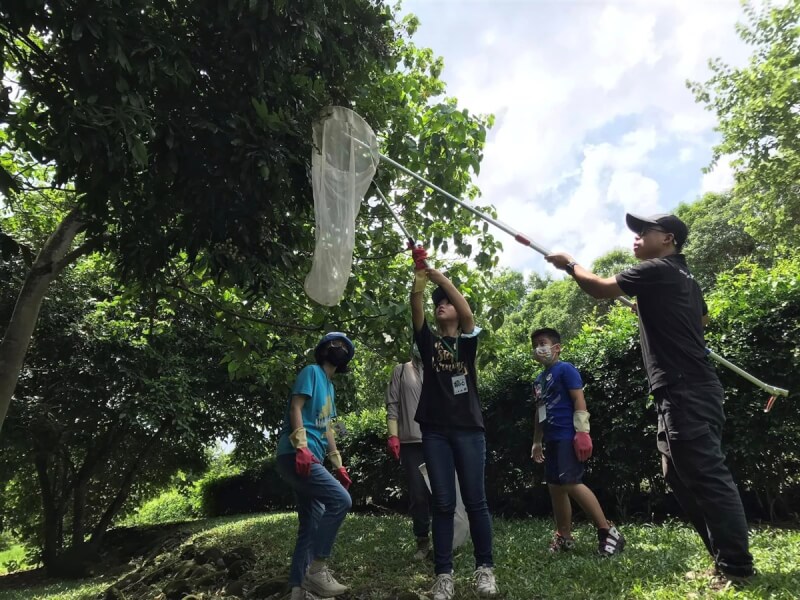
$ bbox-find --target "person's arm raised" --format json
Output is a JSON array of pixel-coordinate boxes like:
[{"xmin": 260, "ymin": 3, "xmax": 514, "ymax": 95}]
[
  {"xmin": 545, "ymin": 252, "xmax": 624, "ymax": 300},
  {"xmin": 410, "ymin": 247, "xmax": 428, "ymax": 333},
  {"xmin": 426, "ymin": 268, "xmax": 475, "ymax": 334}
]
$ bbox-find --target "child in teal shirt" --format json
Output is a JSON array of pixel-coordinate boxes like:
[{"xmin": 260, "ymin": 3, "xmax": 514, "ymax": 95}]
[{"xmin": 276, "ymin": 332, "xmax": 355, "ymax": 600}]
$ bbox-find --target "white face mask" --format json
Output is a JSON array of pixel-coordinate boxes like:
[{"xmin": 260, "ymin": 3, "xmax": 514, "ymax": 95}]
[{"xmin": 533, "ymin": 344, "xmax": 560, "ymax": 366}]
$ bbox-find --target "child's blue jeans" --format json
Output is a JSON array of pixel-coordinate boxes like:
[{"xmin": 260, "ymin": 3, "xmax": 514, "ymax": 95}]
[{"xmin": 276, "ymin": 453, "xmax": 352, "ymax": 586}]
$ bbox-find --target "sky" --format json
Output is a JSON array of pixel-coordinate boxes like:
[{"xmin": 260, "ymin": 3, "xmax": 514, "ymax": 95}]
[{"xmin": 399, "ymin": 0, "xmax": 756, "ymax": 277}]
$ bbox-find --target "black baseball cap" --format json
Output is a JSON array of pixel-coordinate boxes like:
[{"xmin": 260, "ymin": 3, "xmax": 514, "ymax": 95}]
[
  {"xmin": 432, "ymin": 285, "xmax": 477, "ymax": 315},
  {"xmin": 432, "ymin": 286, "xmax": 449, "ymax": 306},
  {"xmin": 625, "ymin": 213, "xmax": 688, "ymax": 248}
]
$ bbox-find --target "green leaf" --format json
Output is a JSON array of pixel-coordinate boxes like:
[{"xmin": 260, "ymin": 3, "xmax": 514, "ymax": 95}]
[
  {"xmin": 131, "ymin": 136, "xmax": 148, "ymax": 166},
  {"xmin": 0, "ymin": 164, "xmax": 20, "ymax": 195}
]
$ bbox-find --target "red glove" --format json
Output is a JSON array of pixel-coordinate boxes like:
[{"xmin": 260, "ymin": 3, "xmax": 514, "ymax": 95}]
[
  {"xmin": 295, "ymin": 447, "xmax": 320, "ymax": 477},
  {"xmin": 387, "ymin": 436, "xmax": 401, "ymax": 460},
  {"xmin": 573, "ymin": 432, "xmax": 593, "ymax": 462},
  {"xmin": 410, "ymin": 244, "xmax": 428, "ymax": 270},
  {"xmin": 334, "ymin": 466, "xmax": 352, "ymax": 490}
]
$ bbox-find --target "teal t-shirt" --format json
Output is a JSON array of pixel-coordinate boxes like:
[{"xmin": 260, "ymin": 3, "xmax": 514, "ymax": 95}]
[{"xmin": 277, "ymin": 364, "xmax": 337, "ymax": 461}]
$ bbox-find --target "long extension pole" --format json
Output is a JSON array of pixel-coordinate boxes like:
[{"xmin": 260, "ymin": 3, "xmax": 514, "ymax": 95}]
[
  {"xmin": 373, "ymin": 184, "xmax": 428, "ymax": 267},
  {"xmin": 374, "ymin": 152, "xmax": 789, "ymax": 400},
  {"xmin": 373, "ymin": 185, "xmax": 414, "ymax": 245}
]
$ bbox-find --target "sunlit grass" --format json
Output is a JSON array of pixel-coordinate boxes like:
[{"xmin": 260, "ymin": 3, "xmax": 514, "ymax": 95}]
[
  {"xmin": 0, "ymin": 545, "xmax": 28, "ymax": 576},
  {"xmin": 1, "ymin": 514, "xmax": 798, "ymax": 599}
]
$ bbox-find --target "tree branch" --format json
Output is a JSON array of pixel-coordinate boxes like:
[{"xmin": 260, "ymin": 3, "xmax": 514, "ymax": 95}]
[
  {"xmin": 19, "ymin": 184, "xmax": 79, "ymax": 193},
  {"xmin": 353, "ymin": 248, "xmax": 406, "ymax": 261},
  {"xmin": 169, "ymin": 283, "xmax": 324, "ymax": 332},
  {"xmin": 53, "ymin": 235, "xmax": 104, "ymax": 274},
  {"xmin": 89, "ymin": 421, "xmax": 174, "ymax": 548}
]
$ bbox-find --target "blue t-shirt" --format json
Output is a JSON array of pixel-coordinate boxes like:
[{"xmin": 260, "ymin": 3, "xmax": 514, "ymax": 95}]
[
  {"xmin": 277, "ymin": 364, "xmax": 337, "ymax": 461},
  {"xmin": 533, "ymin": 361, "xmax": 583, "ymax": 442}
]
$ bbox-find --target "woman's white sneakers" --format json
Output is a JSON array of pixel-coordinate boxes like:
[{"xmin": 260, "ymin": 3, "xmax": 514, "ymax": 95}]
[
  {"xmin": 430, "ymin": 568, "xmax": 498, "ymax": 600},
  {"xmin": 431, "ymin": 572, "xmax": 455, "ymax": 600},
  {"xmin": 474, "ymin": 566, "xmax": 499, "ymax": 597}
]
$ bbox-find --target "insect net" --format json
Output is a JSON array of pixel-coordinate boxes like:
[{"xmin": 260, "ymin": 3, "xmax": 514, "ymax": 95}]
[{"xmin": 304, "ymin": 106, "xmax": 379, "ymax": 306}]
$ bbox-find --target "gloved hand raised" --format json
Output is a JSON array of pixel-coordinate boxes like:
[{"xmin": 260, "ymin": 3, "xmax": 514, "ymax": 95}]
[{"xmin": 410, "ymin": 244, "xmax": 428, "ymax": 270}]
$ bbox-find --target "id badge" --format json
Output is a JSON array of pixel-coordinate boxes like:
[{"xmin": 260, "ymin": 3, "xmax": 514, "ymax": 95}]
[
  {"xmin": 537, "ymin": 404, "xmax": 547, "ymax": 423},
  {"xmin": 451, "ymin": 374, "xmax": 468, "ymax": 395}
]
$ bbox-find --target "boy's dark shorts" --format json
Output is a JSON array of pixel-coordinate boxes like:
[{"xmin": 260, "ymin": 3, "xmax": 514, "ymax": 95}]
[{"xmin": 545, "ymin": 439, "xmax": 584, "ymax": 485}]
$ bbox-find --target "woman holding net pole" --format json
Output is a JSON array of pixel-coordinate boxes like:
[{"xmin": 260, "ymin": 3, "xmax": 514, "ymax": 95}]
[{"xmin": 409, "ymin": 247, "xmax": 499, "ymax": 600}]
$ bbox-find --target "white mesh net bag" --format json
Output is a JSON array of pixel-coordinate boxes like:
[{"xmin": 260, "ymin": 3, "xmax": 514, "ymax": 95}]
[{"xmin": 304, "ymin": 106, "xmax": 379, "ymax": 306}]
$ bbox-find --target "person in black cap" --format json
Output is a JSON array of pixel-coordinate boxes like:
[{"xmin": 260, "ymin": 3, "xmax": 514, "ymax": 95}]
[
  {"xmin": 408, "ymin": 247, "xmax": 498, "ymax": 600},
  {"xmin": 545, "ymin": 213, "xmax": 755, "ymax": 588}
]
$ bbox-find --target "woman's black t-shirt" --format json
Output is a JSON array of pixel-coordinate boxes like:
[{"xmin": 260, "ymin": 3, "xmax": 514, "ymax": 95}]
[{"xmin": 413, "ymin": 320, "xmax": 484, "ymax": 430}]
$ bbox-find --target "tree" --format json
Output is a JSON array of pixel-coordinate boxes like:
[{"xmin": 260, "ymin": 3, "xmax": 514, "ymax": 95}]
[
  {"xmin": 675, "ymin": 192, "xmax": 756, "ymax": 289},
  {"xmin": 486, "ymin": 248, "xmax": 637, "ymax": 369},
  {"xmin": 0, "ymin": 1, "xmax": 500, "ymax": 432},
  {"xmin": 591, "ymin": 248, "xmax": 637, "ymax": 278},
  {"xmin": 689, "ymin": 0, "xmax": 800, "ymax": 255},
  {"xmin": 0, "ymin": 251, "xmax": 271, "ymax": 574},
  {"xmin": 0, "ymin": 2, "xmax": 509, "ymax": 570}
]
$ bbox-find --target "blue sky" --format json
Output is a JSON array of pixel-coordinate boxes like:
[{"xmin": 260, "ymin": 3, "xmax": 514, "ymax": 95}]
[{"xmin": 399, "ymin": 0, "xmax": 756, "ymax": 277}]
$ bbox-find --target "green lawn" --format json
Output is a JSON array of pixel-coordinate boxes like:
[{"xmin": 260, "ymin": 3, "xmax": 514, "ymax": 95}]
[
  {"xmin": 0, "ymin": 545, "xmax": 28, "ymax": 576},
  {"xmin": 0, "ymin": 514, "xmax": 798, "ymax": 599}
]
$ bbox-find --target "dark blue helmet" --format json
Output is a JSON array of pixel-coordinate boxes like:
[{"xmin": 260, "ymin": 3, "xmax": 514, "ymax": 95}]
[{"xmin": 314, "ymin": 332, "xmax": 355, "ymax": 372}]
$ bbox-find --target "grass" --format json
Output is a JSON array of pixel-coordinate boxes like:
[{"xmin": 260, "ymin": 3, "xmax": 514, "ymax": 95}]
[
  {"xmin": 0, "ymin": 545, "xmax": 28, "ymax": 576},
  {"xmin": 0, "ymin": 514, "xmax": 798, "ymax": 599}
]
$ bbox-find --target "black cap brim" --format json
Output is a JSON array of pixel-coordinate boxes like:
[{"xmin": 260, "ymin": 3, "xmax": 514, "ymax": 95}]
[{"xmin": 625, "ymin": 213, "xmax": 659, "ymax": 234}]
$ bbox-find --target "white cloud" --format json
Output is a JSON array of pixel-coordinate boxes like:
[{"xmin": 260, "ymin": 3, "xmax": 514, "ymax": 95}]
[
  {"xmin": 493, "ymin": 128, "xmax": 661, "ymax": 272},
  {"xmin": 678, "ymin": 147, "xmax": 695, "ymax": 163},
  {"xmin": 607, "ymin": 171, "xmax": 660, "ymax": 212},
  {"xmin": 591, "ymin": 6, "xmax": 661, "ymax": 90},
  {"xmin": 402, "ymin": 0, "xmax": 753, "ymax": 274},
  {"xmin": 700, "ymin": 156, "xmax": 736, "ymax": 194},
  {"xmin": 480, "ymin": 28, "xmax": 498, "ymax": 47}
]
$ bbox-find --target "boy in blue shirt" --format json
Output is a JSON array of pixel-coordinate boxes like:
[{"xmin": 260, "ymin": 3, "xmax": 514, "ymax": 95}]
[
  {"xmin": 276, "ymin": 332, "xmax": 355, "ymax": 600},
  {"xmin": 529, "ymin": 327, "xmax": 625, "ymax": 556}
]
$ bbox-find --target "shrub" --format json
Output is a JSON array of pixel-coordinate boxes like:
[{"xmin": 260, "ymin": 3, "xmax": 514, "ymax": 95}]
[{"xmin": 123, "ymin": 489, "xmax": 196, "ymax": 526}]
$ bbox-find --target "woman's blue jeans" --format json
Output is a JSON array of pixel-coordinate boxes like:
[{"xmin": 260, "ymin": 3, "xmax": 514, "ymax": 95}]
[
  {"xmin": 422, "ymin": 426, "xmax": 494, "ymax": 574},
  {"xmin": 276, "ymin": 453, "xmax": 352, "ymax": 586}
]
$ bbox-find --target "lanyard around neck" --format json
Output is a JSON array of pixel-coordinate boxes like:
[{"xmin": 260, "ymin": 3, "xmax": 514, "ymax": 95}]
[{"xmin": 439, "ymin": 335, "xmax": 459, "ymax": 363}]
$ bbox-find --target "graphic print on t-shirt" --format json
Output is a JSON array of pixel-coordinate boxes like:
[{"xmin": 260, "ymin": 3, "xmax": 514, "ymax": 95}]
[
  {"xmin": 534, "ymin": 371, "xmax": 561, "ymax": 427},
  {"xmin": 315, "ymin": 393, "xmax": 333, "ymax": 430},
  {"xmin": 432, "ymin": 339, "xmax": 467, "ymax": 375},
  {"xmin": 534, "ymin": 362, "xmax": 583, "ymax": 441}
]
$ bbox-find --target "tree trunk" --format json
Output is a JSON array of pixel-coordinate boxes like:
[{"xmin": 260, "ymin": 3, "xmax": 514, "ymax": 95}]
[
  {"xmin": 72, "ymin": 481, "xmax": 88, "ymax": 546},
  {"xmin": 71, "ymin": 424, "xmax": 121, "ymax": 546},
  {"xmin": 0, "ymin": 209, "xmax": 87, "ymax": 434},
  {"xmin": 88, "ymin": 421, "xmax": 171, "ymax": 550},
  {"xmin": 34, "ymin": 448, "xmax": 67, "ymax": 570}
]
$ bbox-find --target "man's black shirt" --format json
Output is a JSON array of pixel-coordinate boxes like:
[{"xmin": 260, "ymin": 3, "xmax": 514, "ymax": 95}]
[{"xmin": 616, "ymin": 254, "xmax": 717, "ymax": 391}]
